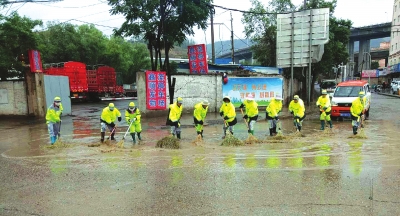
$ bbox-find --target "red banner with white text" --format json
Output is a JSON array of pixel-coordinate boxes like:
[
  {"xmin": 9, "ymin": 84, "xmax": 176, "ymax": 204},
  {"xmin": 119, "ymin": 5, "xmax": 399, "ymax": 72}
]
[
  {"xmin": 146, "ymin": 71, "xmax": 167, "ymax": 110},
  {"xmin": 188, "ymin": 44, "xmax": 208, "ymax": 74}
]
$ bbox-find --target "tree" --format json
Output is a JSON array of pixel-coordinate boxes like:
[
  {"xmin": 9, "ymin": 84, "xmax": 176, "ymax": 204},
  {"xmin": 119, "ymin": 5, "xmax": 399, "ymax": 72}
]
[
  {"xmin": 242, "ymin": 0, "xmax": 351, "ymax": 100},
  {"xmin": 37, "ymin": 22, "xmax": 108, "ymax": 64},
  {"xmin": 371, "ymin": 61, "xmax": 379, "ymax": 70},
  {"xmin": 108, "ymin": 0, "xmax": 211, "ymax": 103},
  {"xmin": 0, "ymin": 12, "xmax": 42, "ymax": 80}
]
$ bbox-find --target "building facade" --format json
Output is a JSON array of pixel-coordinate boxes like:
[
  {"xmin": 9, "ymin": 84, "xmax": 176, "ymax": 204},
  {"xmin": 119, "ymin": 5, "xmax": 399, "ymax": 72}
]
[{"xmin": 389, "ymin": 0, "xmax": 400, "ymax": 67}]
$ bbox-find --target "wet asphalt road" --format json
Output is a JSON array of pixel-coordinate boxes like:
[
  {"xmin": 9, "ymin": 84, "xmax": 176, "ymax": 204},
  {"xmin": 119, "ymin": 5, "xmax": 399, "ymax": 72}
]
[{"xmin": 1, "ymin": 94, "xmax": 400, "ymax": 215}]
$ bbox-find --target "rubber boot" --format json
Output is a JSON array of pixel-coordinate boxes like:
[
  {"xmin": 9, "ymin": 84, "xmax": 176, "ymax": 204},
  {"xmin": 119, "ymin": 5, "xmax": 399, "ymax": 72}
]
[
  {"xmin": 269, "ymin": 128, "xmax": 273, "ymax": 136},
  {"xmin": 50, "ymin": 136, "xmax": 56, "ymax": 145},
  {"xmin": 131, "ymin": 133, "xmax": 136, "ymax": 144},
  {"xmin": 353, "ymin": 126, "xmax": 357, "ymax": 135},
  {"xmin": 298, "ymin": 126, "xmax": 302, "ymax": 132},
  {"xmin": 320, "ymin": 120, "xmax": 325, "ymax": 130},
  {"xmin": 101, "ymin": 132, "xmax": 105, "ymax": 143},
  {"xmin": 137, "ymin": 132, "xmax": 142, "ymax": 141},
  {"xmin": 200, "ymin": 130, "xmax": 203, "ymax": 138},
  {"xmin": 250, "ymin": 130, "xmax": 254, "ymax": 135},
  {"xmin": 177, "ymin": 132, "xmax": 181, "ymax": 139},
  {"xmin": 248, "ymin": 129, "xmax": 251, "ymax": 134},
  {"xmin": 273, "ymin": 127, "xmax": 277, "ymax": 136},
  {"xmin": 111, "ymin": 132, "xmax": 116, "ymax": 141},
  {"xmin": 328, "ymin": 121, "xmax": 333, "ymax": 128}
]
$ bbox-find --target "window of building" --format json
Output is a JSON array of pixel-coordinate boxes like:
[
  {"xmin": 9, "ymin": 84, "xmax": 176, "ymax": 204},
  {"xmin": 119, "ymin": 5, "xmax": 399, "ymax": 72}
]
[{"xmin": 392, "ymin": 45, "xmax": 394, "ymax": 51}]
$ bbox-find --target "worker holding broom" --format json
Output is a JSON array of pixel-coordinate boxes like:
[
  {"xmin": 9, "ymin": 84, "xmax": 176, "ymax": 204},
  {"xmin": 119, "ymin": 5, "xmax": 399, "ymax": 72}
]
[
  {"xmin": 289, "ymin": 95, "xmax": 306, "ymax": 132},
  {"xmin": 193, "ymin": 100, "xmax": 209, "ymax": 138},
  {"xmin": 125, "ymin": 102, "xmax": 142, "ymax": 144},
  {"xmin": 239, "ymin": 95, "xmax": 259, "ymax": 135},
  {"xmin": 219, "ymin": 96, "xmax": 237, "ymax": 139},
  {"xmin": 45, "ymin": 96, "xmax": 63, "ymax": 145},
  {"xmin": 100, "ymin": 103, "xmax": 121, "ymax": 142},
  {"xmin": 316, "ymin": 90, "xmax": 333, "ymax": 130},
  {"xmin": 350, "ymin": 91, "xmax": 366, "ymax": 135},
  {"xmin": 168, "ymin": 97, "xmax": 183, "ymax": 139},
  {"xmin": 266, "ymin": 95, "xmax": 283, "ymax": 136}
]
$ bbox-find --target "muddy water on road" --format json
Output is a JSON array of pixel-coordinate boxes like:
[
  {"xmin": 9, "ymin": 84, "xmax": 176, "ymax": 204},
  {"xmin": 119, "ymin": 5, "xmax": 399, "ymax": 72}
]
[{"xmin": 1, "ymin": 94, "xmax": 400, "ymax": 215}]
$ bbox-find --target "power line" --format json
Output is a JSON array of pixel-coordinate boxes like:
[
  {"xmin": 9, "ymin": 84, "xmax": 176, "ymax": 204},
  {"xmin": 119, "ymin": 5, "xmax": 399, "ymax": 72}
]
[
  {"xmin": 210, "ymin": 3, "xmax": 298, "ymax": 15},
  {"xmin": 1, "ymin": 0, "xmax": 59, "ymax": 4},
  {"xmin": 33, "ymin": 2, "xmax": 103, "ymax": 8},
  {"xmin": 70, "ymin": 19, "xmax": 118, "ymax": 29}
]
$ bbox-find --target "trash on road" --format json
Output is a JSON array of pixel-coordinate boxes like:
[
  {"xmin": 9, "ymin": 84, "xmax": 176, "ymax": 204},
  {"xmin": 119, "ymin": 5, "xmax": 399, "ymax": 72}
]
[{"xmin": 156, "ymin": 136, "xmax": 180, "ymax": 149}]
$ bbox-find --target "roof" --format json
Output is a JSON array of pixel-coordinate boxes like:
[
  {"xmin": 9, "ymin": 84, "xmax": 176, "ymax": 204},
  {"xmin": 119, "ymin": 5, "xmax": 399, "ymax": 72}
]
[{"xmin": 337, "ymin": 80, "xmax": 368, "ymax": 87}]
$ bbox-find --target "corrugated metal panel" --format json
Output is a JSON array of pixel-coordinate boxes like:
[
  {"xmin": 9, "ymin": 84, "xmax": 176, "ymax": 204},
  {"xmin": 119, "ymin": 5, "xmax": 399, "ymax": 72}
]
[{"xmin": 44, "ymin": 75, "xmax": 72, "ymax": 115}]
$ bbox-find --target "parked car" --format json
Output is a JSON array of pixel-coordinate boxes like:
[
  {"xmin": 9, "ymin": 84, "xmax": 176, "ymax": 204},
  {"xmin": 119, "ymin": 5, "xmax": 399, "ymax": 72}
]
[
  {"xmin": 331, "ymin": 80, "xmax": 371, "ymax": 120},
  {"xmin": 391, "ymin": 81, "xmax": 400, "ymax": 94},
  {"xmin": 320, "ymin": 79, "xmax": 337, "ymax": 98}
]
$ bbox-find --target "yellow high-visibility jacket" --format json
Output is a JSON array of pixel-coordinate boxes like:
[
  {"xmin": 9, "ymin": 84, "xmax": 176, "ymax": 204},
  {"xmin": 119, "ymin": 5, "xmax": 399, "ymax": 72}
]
[
  {"xmin": 125, "ymin": 108, "xmax": 141, "ymax": 123},
  {"xmin": 46, "ymin": 104, "xmax": 62, "ymax": 124},
  {"xmin": 101, "ymin": 107, "xmax": 121, "ymax": 124},
  {"xmin": 219, "ymin": 102, "xmax": 236, "ymax": 122},
  {"xmin": 350, "ymin": 97, "xmax": 365, "ymax": 117},
  {"xmin": 242, "ymin": 100, "xmax": 259, "ymax": 117},
  {"xmin": 266, "ymin": 98, "xmax": 282, "ymax": 118},
  {"xmin": 169, "ymin": 102, "xmax": 183, "ymax": 122},
  {"xmin": 316, "ymin": 96, "xmax": 332, "ymax": 112},
  {"xmin": 289, "ymin": 99, "xmax": 305, "ymax": 118},
  {"xmin": 193, "ymin": 102, "xmax": 208, "ymax": 121}
]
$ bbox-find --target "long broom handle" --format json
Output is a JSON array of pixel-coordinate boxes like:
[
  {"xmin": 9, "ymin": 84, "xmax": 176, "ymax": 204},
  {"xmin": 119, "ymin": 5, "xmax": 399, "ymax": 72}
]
[
  {"xmin": 240, "ymin": 108, "xmax": 249, "ymax": 129},
  {"xmin": 107, "ymin": 126, "xmax": 117, "ymax": 139},
  {"xmin": 123, "ymin": 119, "xmax": 134, "ymax": 139}
]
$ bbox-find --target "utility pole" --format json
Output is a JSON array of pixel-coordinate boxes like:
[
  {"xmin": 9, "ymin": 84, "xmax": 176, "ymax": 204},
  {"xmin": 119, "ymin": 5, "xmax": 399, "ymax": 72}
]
[
  {"xmin": 230, "ymin": 12, "xmax": 234, "ymax": 64},
  {"xmin": 304, "ymin": 0, "xmax": 307, "ymax": 9},
  {"xmin": 210, "ymin": 7, "xmax": 215, "ymax": 64}
]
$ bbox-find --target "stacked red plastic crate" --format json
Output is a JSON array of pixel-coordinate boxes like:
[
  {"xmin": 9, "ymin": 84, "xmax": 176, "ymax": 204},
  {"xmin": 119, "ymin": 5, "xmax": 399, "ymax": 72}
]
[
  {"xmin": 97, "ymin": 66, "xmax": 116, "ymax": 93},
  {"xmin": 86, "ymin": 69, "xmax": 98, "ymax": 92},
  {"xmin": 63, "ymin": 62, "xmax": 88, "ymax": 93}
]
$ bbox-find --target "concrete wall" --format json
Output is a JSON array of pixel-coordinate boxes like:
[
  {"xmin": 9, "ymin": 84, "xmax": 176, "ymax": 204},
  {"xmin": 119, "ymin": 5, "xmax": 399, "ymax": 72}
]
[
  {"xmin": 0, "ymin": 81, "xmax": 28, "ymax": 116},
  {"xmin": 137, "ymin": 73, "xmax": 222, "ymax": 116}
]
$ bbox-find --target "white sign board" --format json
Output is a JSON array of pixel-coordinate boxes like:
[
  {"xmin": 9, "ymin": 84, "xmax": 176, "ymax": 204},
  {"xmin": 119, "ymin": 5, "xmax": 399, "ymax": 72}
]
[{"xmin": 276, "ymin": 8, "xmax": 330, "ymax": 68}]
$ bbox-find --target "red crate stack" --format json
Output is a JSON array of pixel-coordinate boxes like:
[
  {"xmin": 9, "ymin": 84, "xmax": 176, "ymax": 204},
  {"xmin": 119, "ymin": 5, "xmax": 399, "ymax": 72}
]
[
  {"xmin": 64, "ymin": 62, "xmax": 88, "ymax": 93},
  {"xmin": 97, "ymin": 66, "xmax": 116, "ymax": 93},
  {"xmin": 86, "ymin": 69, "xmax": 98, "ymax": 92}
]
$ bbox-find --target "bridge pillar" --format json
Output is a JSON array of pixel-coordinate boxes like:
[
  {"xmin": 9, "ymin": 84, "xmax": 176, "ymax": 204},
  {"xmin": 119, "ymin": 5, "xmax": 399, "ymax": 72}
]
[
  {"xmin": 347, "ymin": 40, "xmax": 355, "ymax": 79},
  {"xmin": 358, "ymin": 39, "xmax": 371, "ymax": 72}
]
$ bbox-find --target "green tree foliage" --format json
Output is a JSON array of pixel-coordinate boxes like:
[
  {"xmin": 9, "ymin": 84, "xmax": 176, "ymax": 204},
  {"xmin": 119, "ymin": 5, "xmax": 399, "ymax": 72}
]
[
  {"xmin": 242, "ymin": 0, "xmax": 351, "ymax": 99},
  {"xmin": 37, "ymin": 22, "xmax": 150, "ymax": 84},
  {"xmin": 371, "ymin": 61, "xmax": 380, "ymax": 70},
  {"xmin": 0, "ymin": 12, "xmax": 42, "ymax": 80}
]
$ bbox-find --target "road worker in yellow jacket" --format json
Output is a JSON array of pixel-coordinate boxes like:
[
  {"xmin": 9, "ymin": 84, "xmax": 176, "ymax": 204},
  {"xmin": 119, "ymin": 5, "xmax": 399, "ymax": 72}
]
[
  {"xmin": 350, "ymin": 91, "xmax": 366, "ymax": 135},
  {"xmin": 100, "ymin": 103, "xmax": 121, "ymax": 142},
  {"xmin": 266, "ymin": 95, "xmax": 283, "ymax": 136},
  {"xmin": 193, "ymin": 100, "xmax": 209, "ymax": 138},
  {"xmin": 125, "ymin": 102, "xmax": 142, "ymax": 144},
  {"xmin": 219, "ymin": 96, "xmax": 237, "ymax": 139},
  {"xmin": 239, "ymin": 95, "xmax": 259, "ymax": 135},
  {"xmin": 46, "ymin": 96, "xmax": 62, "ymax": 145},
  {"xmin": 316, "ymin": 89, "xmax": 332, "ymax": 130},
  {"xmin": 289, "ymin": 95, "xmax": 306, "ymax": 132},
  {"xmin": 168, "ymin": 97, "xmax": 183, "ymax": 139}
]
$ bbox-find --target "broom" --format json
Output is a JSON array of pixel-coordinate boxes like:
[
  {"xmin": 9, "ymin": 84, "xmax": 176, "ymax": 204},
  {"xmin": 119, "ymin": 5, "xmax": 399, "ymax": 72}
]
[
  {"xmin": 116, "ymin": 120, "xmax": 134, "ymax": 148},
  {"xmin": 104, "ymin": 126, "xmax": 117, "ymax": 145}
]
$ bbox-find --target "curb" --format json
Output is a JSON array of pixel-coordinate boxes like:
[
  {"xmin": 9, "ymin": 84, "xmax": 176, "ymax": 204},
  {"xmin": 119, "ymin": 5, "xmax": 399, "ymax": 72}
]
[{"xmin": 377, "ymin": 92, "xmax": 400, "ymax": 98}]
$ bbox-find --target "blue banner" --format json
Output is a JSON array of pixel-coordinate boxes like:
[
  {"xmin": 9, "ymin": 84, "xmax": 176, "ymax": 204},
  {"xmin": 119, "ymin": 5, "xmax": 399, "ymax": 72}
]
[{"xmin": 222, "ymin": 77, "xmax": 283, "ymax": 107}]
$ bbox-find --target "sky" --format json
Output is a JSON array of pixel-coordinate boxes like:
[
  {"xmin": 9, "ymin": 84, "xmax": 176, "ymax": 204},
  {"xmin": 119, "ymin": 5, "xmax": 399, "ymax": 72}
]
[{"xmin": 0, "ymin": 0, "xmax": 395, "ymax": 44}]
